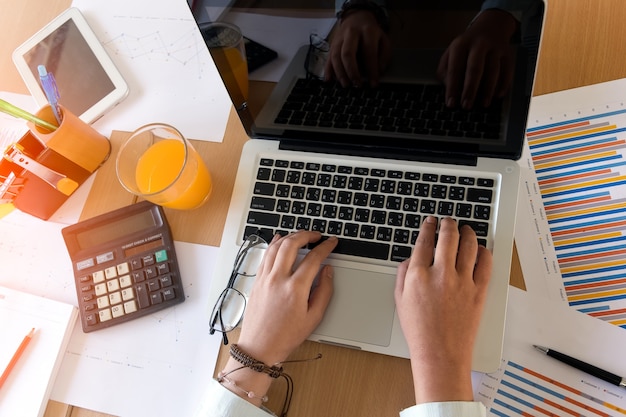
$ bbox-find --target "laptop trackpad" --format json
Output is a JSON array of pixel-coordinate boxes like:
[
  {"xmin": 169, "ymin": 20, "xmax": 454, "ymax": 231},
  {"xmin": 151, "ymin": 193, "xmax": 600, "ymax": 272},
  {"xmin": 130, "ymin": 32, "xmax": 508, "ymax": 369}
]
[{"xmin": 312, "ymin": 266, "xmax": 396, "ymax": 347}]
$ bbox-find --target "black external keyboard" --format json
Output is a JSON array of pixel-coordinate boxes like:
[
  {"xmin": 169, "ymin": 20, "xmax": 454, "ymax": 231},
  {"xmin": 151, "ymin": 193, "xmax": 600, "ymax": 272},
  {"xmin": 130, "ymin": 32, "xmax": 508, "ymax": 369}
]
[
  {"xmin": 243, "ymin": 158, "xmax": 496, "ymax": 263},
  {"xmin": 274, "ymin": 79, "xmax": 503, "ymax": 139}
]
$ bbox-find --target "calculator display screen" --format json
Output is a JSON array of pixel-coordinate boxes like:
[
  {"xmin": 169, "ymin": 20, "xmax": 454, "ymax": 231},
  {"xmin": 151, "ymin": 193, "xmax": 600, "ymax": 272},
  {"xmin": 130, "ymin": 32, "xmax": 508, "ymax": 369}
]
[{"xmin": 76, "ymin": 210, "xmax": 156, "ymax": 250}]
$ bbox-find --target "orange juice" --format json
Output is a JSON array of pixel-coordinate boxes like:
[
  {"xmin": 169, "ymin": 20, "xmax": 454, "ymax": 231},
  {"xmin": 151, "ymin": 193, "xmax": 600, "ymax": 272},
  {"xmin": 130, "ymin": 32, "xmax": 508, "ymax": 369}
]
[
  {"xmin": 223, "ymin": 47, "xmax": 248, "ymax": 100},
  {"xmin": 135, "ymin": 139, "xmax": 212, "ymax": 209}
]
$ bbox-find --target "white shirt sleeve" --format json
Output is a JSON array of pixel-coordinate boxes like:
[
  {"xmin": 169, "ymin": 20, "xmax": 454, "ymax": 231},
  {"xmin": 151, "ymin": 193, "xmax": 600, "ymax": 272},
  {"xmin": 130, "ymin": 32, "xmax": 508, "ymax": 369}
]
[
  {"xmin": 400, "ymin": 401, "xmax": 487, "ymax": 417},
  {"xmin": 193, "ymin": 379, "xmax": 275, "ymax": 417}
]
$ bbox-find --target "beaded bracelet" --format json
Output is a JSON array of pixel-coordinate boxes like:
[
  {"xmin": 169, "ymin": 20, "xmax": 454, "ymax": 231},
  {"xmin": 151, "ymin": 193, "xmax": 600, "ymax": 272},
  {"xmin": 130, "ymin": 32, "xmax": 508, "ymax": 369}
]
[
  {"xmin": 217, "ymin": 372, "xmax": 269, "ymax": 403},
  {"xmin": 221, "ymin": 344, "xmax": 322, "ymax": 417}
]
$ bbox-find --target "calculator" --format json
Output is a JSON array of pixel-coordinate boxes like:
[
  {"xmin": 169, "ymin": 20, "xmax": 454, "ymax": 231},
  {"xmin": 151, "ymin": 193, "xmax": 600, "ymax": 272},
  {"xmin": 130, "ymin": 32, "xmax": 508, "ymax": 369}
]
[{"xmin": 62, "ymin": 201, "xmax": 185, "ymax": 332}]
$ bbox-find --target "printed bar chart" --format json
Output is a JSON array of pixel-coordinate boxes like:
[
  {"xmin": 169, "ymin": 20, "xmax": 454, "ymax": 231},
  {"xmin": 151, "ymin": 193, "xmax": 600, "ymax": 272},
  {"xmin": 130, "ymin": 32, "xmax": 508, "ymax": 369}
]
[
  {"xmin": 486, "ymin": 360, "xmax": 626, "ymax": 417},
  {"xmin": 526, "ymin": 106, "xmax": 626, "ymax": 329}
]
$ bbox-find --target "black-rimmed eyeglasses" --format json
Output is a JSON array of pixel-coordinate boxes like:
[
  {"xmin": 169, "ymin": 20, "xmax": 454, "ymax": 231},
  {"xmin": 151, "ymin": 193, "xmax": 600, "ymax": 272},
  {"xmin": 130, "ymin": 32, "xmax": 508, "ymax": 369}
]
[{"xmin": 209, "ymin": 234, "xmax": 268, "ymax": 345}]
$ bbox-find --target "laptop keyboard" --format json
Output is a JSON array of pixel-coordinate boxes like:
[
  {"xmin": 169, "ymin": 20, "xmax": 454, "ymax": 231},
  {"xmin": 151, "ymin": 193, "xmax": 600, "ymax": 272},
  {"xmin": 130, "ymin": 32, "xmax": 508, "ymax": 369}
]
[
  {"xmin": 273, "ymin": 79, "xmax": 503, "ymax": 139},
  {"xmin": 243, "ymin": 157, "xmax": 496, "ymax": 264}
]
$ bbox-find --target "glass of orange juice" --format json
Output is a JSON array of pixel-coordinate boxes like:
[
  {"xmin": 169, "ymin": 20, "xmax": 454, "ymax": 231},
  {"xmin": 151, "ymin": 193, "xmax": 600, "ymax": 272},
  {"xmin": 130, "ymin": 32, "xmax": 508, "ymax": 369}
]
[
  {"xmin": 116, "ymin": 124, "xmax": 212, "ymax": 210},
  {"xmin": 200, "ymin": 22, "xmax": 248, "ymax": 109}
]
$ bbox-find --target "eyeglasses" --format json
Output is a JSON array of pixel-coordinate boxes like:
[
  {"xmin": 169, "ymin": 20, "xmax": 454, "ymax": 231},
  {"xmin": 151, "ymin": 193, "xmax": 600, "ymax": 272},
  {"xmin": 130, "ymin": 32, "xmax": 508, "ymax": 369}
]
[{"xmin": 209, "ymin": 234, "xmax": 268, "ymax": 345}]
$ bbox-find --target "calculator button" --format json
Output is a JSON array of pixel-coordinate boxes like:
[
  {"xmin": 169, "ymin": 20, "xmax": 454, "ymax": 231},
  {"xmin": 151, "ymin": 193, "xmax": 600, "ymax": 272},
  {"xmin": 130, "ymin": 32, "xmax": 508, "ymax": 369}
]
[
  {"xmin": 92, "ymin": 270, "xmax": 105, "ymax": 283},
  {"xmin": 85, "ymin": 313, "xmax": 98, "ymax": 326},
  {"xmin": 94, "ymin": 283, "xmax": 107, "ymax": 296},
  {"xmin": 145, "ymin": 266, "xmax": 158, "ymax": 279},
  {"xmin": 79, "ymin": 275, "xmax": 91, "ymax": 283},
  {"xmin": 99, "ymin": 309, "xmax": 113, "ymax": 322},
  {"xmin": 124, "ymin": 300, "xmax": 138, "ymax": 314},
  {"xmin": 159, "ymin": 275, "xmax": 173, "ymax": 288},
  {"xmin": 82, "ymin": 294, "xmax": 94, "ymax": 302},
  {"xmin": 163, "ymin": 288, "xmax": 176, "ymax": 301},
  {"xmin": 77, "ymin": 258, "xmax": 95, "ymax": 271},
  {"xmin": 132, "ymin": 271, "xmax": 145, "ymax": 283},
  {"xmin": 107, "ymin": 279, "xmax": 120, "ymax": 292},
  {"xmin": 150, "ymin": 292, "xmax": 163, "ymax": 304},
  {"xmin": 155, "ymin": 249, "xmax": 168, "ymax": 263},
  {"xmin": 156, "ymin": 263, "xmax": 170, "ymax": 275},
  {"xmin": 109, "ymin": 291, "xmax": 122, "ymax": 305},
  {"xmin": 111, "ymin": 305, "xmax": 125, "ymax": 318},
  {"xmin": 97, "ymin": 251, "xmax": 115, "ymax": 264},
  {"xmin": 80, "ymin": 284, "xmax": 92, "ymax": 292},
  {"xmin": 104, "ymin": 266, "xmax": 117, "ymax": 279},
  {"xmin": 85, "ymin": 303, "xmax": 96, "ymax": 311},
  {"xmin": 97, "ymin": 295, "xmax": 110, "ymax": 309},
  {"xmin": 119, "ymin": 275, "xmax": 132, "ymax": 288},
  {"xmin": 136, "ymin": 284, "xmax": 150, "ymax": 309},
  {"xmin": 148, "ymin": 279, "xmax": 160, "ymax": 292},
  {"xmin": 121, "ymin": 288, "xmax": 134, "ymax": 301},
  {"xmin": 117, "ymin": 262, "xmax": 130, "ymax": 275},
  {"xmin": 131, "ymin": 258, "xmax": 143, "ymax": 270},
  {"xmin": 142, "ymin": 254, "xmax": 155, "ymax": 266}
]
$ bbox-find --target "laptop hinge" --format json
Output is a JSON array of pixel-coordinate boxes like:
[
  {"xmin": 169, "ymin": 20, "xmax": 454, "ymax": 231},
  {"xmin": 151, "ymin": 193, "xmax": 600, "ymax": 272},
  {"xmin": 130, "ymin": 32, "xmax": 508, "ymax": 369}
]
[{"xmin": 278, "ymin": 140, "xmax": 479, "ymax": 167}]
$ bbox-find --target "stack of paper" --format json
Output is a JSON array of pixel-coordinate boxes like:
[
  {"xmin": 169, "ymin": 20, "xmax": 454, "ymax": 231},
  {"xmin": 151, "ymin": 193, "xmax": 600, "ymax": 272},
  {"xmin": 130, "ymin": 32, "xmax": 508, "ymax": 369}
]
[{"xmin": 0, "ymin": 285, "xmax": 78, "ymax": 417}]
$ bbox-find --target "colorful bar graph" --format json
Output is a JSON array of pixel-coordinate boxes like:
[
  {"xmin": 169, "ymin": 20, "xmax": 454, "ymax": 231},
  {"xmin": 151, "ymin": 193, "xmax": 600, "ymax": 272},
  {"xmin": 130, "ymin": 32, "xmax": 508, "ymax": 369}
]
[
  {"xmin": 527, "ymin": 107, "xmax": 626, "ymax": 329},
  {"xmin": 487, "ymin": 360, "xmax": 626, "ymax": 416}
]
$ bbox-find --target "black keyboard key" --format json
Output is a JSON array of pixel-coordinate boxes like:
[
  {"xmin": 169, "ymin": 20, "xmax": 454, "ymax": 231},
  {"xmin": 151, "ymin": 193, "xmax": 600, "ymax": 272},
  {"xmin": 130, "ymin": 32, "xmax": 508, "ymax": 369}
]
[
  {"xmin": 250, "ymin": 196, "xmax": 276, "ymax": 211},
  {"xmin": 391, "ymin": 245, "xmax": 412, "ymax": 262},
  {"xmin": 467, "ymin": 188, "xmax": 493, "ymax": 203},
  {"xmin": 334, "ymin": 238, "xmax": 390, "ymax": 260},
  {"xmin": 459, "ymin": 220, "xmax": 489, "ymax": 237},
  {"xmin": 247, "ymin": 211, "xmax": 280, "ymax": 227},
  {"xmin": 474, "ymin": 205, "xmax": 491, "ymax": 220},
  {"xmin": 254, "ymin": 182, "xmax": 275, "ymax": 196}
]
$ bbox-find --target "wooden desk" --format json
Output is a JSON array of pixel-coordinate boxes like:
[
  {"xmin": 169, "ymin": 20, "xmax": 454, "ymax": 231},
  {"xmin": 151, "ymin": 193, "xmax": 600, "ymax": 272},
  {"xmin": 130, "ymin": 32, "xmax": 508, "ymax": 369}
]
[{"xmin": 2, "ymin": 1, "xmax": 626, "ymax": 416}]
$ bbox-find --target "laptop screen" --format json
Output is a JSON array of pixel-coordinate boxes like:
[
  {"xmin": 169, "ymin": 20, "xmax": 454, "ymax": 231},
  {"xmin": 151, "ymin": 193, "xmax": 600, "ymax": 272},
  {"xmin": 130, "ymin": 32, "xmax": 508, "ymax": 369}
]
[{"xmin": 191, "ymin": 0, "xmax": 544, "ymax": 163}]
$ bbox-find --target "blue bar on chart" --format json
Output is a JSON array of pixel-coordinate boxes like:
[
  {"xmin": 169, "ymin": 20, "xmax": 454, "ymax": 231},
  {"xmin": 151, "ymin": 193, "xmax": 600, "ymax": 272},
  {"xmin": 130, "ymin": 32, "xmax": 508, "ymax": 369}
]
[
  {"xmin": 526, "ymin": 106, "xmax": 626, "ymax": 329},
  {"xmin": 483, "ymin": 360, "xmax": 626, "ymax": 416}
]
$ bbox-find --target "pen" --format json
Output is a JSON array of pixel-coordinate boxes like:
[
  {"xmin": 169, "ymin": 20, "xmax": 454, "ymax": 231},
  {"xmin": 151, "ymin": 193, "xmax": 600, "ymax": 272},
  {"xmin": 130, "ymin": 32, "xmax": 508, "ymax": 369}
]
[
  {"xmin": 534, "ymin": 345, "xmax": 626, "ymax": 389},
  {"xmin": 37, "ymin": 65, "xmax": 62, "ymax": 125},
  {"xmin": 0, "ymin": 328, "xmax": 35, "ymax": 389},
  {"xmin": 0, "ymin": 99, "xmax": 57, "ymax": 131}
]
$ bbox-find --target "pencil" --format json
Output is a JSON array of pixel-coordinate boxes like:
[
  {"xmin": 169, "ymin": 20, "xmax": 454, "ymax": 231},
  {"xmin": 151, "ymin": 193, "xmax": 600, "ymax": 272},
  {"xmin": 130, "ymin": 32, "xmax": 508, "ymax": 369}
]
[{"xmin": 0, "ymin": 327, "xmax": 35, "ymax": 389}]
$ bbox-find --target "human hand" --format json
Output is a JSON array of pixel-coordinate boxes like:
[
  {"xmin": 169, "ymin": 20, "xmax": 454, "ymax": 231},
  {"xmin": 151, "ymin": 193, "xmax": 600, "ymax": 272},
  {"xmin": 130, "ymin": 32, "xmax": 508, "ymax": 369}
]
[
  {"xmin": 394, "ymin": 216, "xmax": 492, "ymax": 403},
  {"xmin": 437, "ymin": 9, "xmax": 518, "ymax": 109},
  {"xmin": 325, "ymin": 10, "xmax": 392, "ymax": 87},
  {"xmin": 237, "ymin": 231, "xmax": 338, "ymax": 365}
]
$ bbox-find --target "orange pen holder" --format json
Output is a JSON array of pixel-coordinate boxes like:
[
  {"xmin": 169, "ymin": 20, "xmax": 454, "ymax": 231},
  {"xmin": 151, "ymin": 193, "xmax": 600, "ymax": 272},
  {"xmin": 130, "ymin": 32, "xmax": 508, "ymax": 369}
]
[{"xmin": 0, "ymin": 105, "xmax": 110, "ymax": 220}]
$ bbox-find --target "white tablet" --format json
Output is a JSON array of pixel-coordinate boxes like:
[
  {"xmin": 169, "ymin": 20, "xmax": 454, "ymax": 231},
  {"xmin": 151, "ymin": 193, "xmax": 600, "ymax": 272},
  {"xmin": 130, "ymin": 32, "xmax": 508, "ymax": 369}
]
[{"xmin": 12, "ymin": 8, "xmax": 129, "ymax": 124}]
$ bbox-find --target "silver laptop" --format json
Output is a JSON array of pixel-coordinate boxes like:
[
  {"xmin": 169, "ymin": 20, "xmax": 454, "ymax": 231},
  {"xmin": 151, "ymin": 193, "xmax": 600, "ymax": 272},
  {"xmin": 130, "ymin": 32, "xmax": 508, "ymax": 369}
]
[{"xmin": 193, "ymin": 0, "xmax": 545, "ymax": 373}]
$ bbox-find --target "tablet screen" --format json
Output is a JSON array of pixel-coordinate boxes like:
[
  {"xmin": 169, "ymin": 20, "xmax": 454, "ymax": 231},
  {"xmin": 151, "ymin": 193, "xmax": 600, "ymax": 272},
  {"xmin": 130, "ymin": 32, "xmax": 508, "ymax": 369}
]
[{"xmin": 22, "ymin": 18, "xmax": 115, "ymax": 117}]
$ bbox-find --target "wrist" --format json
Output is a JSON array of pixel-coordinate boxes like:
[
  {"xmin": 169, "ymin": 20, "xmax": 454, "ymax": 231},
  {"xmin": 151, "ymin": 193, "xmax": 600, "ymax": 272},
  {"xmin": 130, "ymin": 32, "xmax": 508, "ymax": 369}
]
[
  {"xmin": 410, "ymin": 359, "xmax": 474, "ymax": 404},
  {"xmin": 337, "ymin": 0, "xmax": 389, "ymax": 32}
]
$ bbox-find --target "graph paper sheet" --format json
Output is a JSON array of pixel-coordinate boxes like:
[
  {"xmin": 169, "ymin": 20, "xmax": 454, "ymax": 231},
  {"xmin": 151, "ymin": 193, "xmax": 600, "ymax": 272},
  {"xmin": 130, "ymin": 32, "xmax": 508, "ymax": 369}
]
[
  {"xmin": 515, "ymin": 78, "xmax": 626, "ymax": 330},
  {"xmin": 475, "ymin": 287, "xmax": 626, "ymax": 416}
]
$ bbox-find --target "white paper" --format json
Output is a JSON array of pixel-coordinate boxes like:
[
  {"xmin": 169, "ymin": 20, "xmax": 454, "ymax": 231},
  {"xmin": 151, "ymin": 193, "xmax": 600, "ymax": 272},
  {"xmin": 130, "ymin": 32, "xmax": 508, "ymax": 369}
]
[
  {"xmin": 71, "ymin": 0, "xmax": 232, "ymax": 142},
  {"xmin": 0, "ymin": 287, "xmax": 77, "ymax": 417},
  {"xmin": 515, "ymin": 78, "xmax": 626, "ymax": 328},
  {"xmin": 50, "ymin": 241, "xmax": 223, "ymax": 417},
  {"xmin": 474, "ymin": 287, "xmax": 626, "ymax": 415},
  {"xmin": 0, "ymin": 210, "xmax": 223, "ymax": 417}
]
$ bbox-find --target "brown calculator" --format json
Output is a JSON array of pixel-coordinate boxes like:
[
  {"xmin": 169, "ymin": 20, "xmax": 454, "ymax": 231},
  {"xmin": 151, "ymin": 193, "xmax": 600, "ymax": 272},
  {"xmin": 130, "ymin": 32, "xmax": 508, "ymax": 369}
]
[{"xmin": 62, "ymin": 201, "xmax": 185, "ymax": 332}]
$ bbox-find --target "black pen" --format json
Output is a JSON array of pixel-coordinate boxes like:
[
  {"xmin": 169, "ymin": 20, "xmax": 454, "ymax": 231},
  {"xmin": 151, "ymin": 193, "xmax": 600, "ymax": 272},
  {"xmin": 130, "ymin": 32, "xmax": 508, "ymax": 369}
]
[{"xmin": 534, "ymin": 345, "xmax": 626, "ymax": 389}]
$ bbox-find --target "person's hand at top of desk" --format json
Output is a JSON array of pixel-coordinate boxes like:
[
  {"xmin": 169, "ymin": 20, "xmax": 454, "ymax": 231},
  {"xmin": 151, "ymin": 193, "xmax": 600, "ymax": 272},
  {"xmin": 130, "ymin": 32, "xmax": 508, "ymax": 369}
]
[
  {"xmin": 395, "ymin": 216, "xmax": 492, "ymax": 410},
  {"xmin": 324, "ymin": 1, "xmax": 522, "ymax": 110},
  {"xmin": 202, "ymin": 219, "xmax": 491, "ymax": 417}
]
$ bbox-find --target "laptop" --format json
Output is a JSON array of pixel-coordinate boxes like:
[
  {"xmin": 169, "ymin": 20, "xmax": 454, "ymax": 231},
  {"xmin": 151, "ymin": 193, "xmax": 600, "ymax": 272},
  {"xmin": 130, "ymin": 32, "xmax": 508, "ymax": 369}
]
[{"xmin": 193, "ymin": 0, "xmax": 545, "ymax": 373}]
